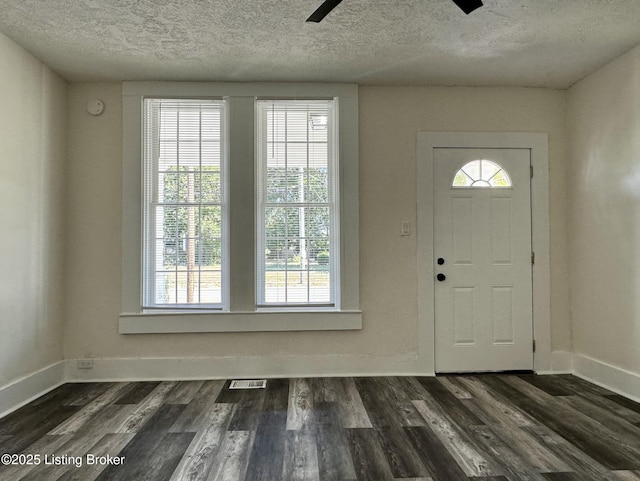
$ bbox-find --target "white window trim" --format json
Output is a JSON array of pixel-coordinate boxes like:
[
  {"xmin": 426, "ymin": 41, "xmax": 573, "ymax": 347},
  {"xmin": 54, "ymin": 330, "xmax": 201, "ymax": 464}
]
[{"xmin": 120, "ymin": 82, "xmax": 361, "ymax": 334}]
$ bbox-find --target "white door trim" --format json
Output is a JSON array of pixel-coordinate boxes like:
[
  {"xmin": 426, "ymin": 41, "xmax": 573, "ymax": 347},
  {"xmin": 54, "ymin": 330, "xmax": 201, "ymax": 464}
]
[{"xmin": 417, "ymin": 132, "xmax": 550, "ymax": 375}]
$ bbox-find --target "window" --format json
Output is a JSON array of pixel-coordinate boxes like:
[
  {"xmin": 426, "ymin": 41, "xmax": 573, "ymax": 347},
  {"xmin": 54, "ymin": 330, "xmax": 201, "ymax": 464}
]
[
  {"xmin": 256, "ymin": 100, "xmax": 338, "ymax": 306},
  {"xmin": 452, "ymin": 159, "xmax": 512, "ymax": 187},
  {"xmin": 121, "ymin": 83, "xmax": 360, "ymax": 333},
  {"xmin": 142, "ymin": 99, "xmax": 225, "ymax": 308}
]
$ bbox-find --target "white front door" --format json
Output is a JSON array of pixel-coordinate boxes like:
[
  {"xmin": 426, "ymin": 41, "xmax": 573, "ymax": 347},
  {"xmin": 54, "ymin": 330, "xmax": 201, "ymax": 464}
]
[{"xmin": 434, "ymin": 148, "xmax": 533, "ymax": 372}]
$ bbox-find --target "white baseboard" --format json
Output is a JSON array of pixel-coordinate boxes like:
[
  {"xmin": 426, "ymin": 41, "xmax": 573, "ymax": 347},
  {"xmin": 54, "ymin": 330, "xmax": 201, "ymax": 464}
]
[
  {"xmin": 3, "ymin": 353, "xmax": 639, "ymax": 418},
  {"xmin": 0, "ymin": 362, "xmax": 66, "ymax": 419},
  {"xmin": 572, "ymin": 353, "xmax": 640, "ymax": 403},
  {"xmin": 65, "ymin": 353, "xmax": 425, "ymax": 382}
]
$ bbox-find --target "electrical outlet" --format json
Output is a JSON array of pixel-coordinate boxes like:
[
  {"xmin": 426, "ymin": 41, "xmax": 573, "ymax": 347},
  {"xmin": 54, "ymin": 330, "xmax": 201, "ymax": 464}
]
[
  {"xmin": 400, "ymin": 221, "xmax": 411, "ymax": 236},
  {"xmin": 77, "ymin": 358, "xmax": 94, "ymax": 369}
]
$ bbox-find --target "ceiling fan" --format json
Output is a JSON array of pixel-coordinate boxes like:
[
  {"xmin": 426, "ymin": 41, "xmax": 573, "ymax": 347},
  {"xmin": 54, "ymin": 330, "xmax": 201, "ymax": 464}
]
[{"xmin": 307, "ymin": 0, "xmax": 483, "ymax": 22}]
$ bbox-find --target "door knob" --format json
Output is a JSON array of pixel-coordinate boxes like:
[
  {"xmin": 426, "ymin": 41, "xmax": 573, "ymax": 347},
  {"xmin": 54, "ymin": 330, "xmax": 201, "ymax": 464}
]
[
  {"xmin": 437, "ymin": 257, "xmax": 445, "ymax": 265},
  {"xmin": 437, "ymin": 273, "xmax": 446, "ymax": 282}
]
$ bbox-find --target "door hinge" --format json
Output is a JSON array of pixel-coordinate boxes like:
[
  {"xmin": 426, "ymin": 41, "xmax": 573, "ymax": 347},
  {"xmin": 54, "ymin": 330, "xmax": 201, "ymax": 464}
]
[
  {"xmin": 533, "ymin": 339, "xmax": 536, "ymax": 353},
  {"xmin": 530, "ymin": 165, "xmax": 534, "ymax": 179},
  {"xmin": 531, "ymin": 252, "xmax": 535, "ymax": 265}
]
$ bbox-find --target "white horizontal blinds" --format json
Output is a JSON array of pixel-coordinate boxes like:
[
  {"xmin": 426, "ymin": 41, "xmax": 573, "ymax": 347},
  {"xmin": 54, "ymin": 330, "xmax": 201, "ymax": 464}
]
[
  {"xmin": 257, "ymin": 100, "xmax": 337, "ymax": 305},
  {"xmin": 143, "ymin": 99, "xmax": 225, "ymax": 308}
]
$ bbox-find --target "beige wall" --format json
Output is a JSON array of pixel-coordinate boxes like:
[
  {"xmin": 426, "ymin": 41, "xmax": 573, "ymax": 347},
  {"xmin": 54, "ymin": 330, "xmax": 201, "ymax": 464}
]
[
  {"xmin": 0, "ymin": 32, "xmax": 67, "ymax": 385},
  {"xmin": 64, "ymin": 83, "xmax": 570, "ymax": 370},
  {"xmin": 568, "ymin": 45, "xmax": 640, "ymax": 374},
  {"xmin": 360, "ymin": 86, "xmax": 571, "ymax": 356}
]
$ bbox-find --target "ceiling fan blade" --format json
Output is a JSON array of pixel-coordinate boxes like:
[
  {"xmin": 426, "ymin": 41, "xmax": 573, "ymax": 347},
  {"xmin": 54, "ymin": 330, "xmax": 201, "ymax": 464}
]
[
  {"xmin": 306, "ymin": 0, "xmax": 344, "ymax": 22},
  {"xmin": 452, "ymin": 0, "xmax": 483, "ymax": 14}
]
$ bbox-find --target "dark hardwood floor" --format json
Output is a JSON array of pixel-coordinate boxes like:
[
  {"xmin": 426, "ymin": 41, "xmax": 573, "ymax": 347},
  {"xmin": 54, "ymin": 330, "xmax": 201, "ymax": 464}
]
[{"xmin": 1, "ymin": 374, "xmax": 640, "ymax": 481}]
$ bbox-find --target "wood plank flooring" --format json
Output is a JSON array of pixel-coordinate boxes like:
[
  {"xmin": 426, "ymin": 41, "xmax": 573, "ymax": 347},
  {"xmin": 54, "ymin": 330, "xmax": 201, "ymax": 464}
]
[{"xmin": 1, "ymin": 375, "xmax": 639, "ymax": 481}]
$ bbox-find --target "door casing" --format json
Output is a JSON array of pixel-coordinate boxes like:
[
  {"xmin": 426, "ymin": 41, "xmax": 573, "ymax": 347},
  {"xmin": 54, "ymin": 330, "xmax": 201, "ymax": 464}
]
[{"xmin": 416, "ymin": 132, "xmax": 551, "ymax": 375}]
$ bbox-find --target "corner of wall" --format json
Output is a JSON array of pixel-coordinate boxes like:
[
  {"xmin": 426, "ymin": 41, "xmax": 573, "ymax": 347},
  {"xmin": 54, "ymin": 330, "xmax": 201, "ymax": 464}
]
[
  {"xmin": 0, "ymin": 362, "xmax": 66, "ymax": 419},
  {"xmin": 0, "ymin": 30, "xmax": 68, "ymax": 415}
]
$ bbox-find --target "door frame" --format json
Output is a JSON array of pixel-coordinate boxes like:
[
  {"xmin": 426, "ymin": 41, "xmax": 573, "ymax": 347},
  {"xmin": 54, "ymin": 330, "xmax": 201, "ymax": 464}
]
[{"xmin": 417, "ymin": 132, "xmax": 550, "ymax": 374}]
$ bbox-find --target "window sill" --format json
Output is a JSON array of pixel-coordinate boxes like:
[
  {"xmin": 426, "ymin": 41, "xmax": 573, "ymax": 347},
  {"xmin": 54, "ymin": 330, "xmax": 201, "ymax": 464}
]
[{"xmin": 118, "ymin": 310, "xmax": 362, "ymax": 334}]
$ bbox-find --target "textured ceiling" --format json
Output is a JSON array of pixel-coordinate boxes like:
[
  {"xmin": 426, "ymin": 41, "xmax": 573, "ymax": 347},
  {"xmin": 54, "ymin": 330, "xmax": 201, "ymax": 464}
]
[{"xmin": 1, "ymin": 0, "xmax": 640, "ymax": 88}]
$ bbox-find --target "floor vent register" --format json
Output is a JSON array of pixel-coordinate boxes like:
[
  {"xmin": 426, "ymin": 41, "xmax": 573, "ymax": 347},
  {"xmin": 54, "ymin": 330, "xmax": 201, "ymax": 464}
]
[{"xmin": 229, "ymin": 379, "xmax": 267, "ymax": 389}]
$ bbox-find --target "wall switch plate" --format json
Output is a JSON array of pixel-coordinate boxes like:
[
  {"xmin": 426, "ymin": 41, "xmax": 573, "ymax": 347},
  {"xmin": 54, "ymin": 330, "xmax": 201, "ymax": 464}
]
[
  {"xmin": 77, "ymin": 358, "xmax": 94, "ymax": 369},
  {"xmin": 400, "ymin": 221, "xmax": 411, "ymax": 236}
]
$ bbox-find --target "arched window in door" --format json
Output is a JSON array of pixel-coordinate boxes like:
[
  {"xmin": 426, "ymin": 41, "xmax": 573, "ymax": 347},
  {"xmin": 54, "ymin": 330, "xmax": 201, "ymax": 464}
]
[{"xmin": 452, "ymin": 159, "xmax": 512, "ymax": 188}]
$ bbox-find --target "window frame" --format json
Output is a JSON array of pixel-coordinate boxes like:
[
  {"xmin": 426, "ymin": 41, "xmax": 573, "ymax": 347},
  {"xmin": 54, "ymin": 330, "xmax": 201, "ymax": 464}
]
[
  {"xmin": 142, "ymin": 98, "xmax": 228, "ymax": 310},
  {"xmin": 255, "ymin": 99, "xmax": 340, "ymax": 308},
  {"xmin": 120, "ymin": 82, "xmax": 361, "ymax": 333}
]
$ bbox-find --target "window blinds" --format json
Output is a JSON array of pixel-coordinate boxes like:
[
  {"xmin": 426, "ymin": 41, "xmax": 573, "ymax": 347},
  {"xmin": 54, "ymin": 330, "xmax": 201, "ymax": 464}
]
[
  {"xmin": 143, "ymin": 99, "xmax": 225, "ymax": 308},
  {"xmin": 256, "ymin": 100, "xmax": 338, "ymax": 306}
]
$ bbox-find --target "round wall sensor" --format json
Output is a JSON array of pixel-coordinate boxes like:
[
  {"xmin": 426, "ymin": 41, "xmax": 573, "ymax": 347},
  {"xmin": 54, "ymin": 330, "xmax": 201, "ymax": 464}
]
[{"xmin": 87, "ymin": 99, "xmax": 105, "ymax": 116}]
